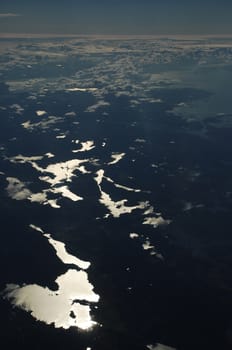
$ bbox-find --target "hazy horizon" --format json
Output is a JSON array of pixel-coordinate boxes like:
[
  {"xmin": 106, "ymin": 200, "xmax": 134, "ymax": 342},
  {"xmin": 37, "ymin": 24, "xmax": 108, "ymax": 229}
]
[{"xmin": 0, "ymin": 0, "xmax": 232, "ymax": 36}]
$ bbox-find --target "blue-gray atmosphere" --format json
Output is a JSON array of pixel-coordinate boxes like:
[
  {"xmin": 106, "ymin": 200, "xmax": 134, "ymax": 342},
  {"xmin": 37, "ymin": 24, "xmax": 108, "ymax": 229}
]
[{"xmin": 0, "ymin": 0, "xmax": 232, "ymax": 35}]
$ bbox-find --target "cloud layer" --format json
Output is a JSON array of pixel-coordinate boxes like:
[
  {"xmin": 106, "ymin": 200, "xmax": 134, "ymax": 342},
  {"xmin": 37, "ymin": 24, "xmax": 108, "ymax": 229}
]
[{"xmin": 0, "ymin": 13, "xmax": 21, "ymax": 18}]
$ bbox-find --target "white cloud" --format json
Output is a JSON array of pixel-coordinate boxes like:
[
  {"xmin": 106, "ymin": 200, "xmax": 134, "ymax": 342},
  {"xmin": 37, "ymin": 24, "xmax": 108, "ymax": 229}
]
[
  {"xmin": 6, "ymin": 177, "xmax": 32, "ymax": 201},
  {"xmin": 3, "ymin": 269, "xmax": 99, "ymax": 330},
  {"xmin": 107, "ymin": 152, "xmax": 125, "ymax": 165},
  {"xmin": 129, "ymin": 233, "xmax": 139, "ymax": 239},
  {"xmin": 21, "ymin": 116, "xmax": 62, "ymax": 131},
  {"xmin": 29, "ymin": 224, "xmax": 90, "ymax": 269},
  {"xmin": 3, "ymin": 225, "xmax": 99, "ymax": 330},
  {"xmin": 94, "ymin": 169, "xmax": 148, "ymax": 218},
  {"xmin": 64, "ymin": 111, "xmax": 76, "ymax": 117},
  {"xmin": 72, "ymin": 140, "xmax": 95, "ymax": 153},
  {"xmin": 36, "ymin": 110, "xmax": 47, "ymax": 117},
  {"xmin": 50, "ymin": 186, "xmax": 83, "ymax": 202},
  {"xmin": 143, "ymin": 216, "xmax": 171, "ymax": 228},
  {"xmin": 6, "ymin": 156, "xmax": 92, "ymax": 208},
  {"xmin": 85, "ymin": 100, "xmax": 110, "ymax": 113}
]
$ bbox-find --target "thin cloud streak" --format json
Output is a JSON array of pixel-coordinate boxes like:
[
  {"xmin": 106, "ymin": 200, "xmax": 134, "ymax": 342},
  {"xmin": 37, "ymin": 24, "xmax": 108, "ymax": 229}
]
[{"xmin": 0, "ymin": 13, "xmax": 21, "ymax": 18}]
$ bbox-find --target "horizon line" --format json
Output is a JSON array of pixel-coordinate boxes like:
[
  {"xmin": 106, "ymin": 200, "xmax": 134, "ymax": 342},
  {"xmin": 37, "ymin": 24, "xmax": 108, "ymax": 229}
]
[{"xmin": 1, "ymin": 32, "xmax": 232, "ymax": 39}]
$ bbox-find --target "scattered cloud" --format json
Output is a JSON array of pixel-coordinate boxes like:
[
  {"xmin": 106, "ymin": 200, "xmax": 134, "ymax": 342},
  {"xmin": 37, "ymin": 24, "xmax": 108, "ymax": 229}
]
[{"xmin": 6, "ymin": 177, "xmax": 32, "ymax": 201}]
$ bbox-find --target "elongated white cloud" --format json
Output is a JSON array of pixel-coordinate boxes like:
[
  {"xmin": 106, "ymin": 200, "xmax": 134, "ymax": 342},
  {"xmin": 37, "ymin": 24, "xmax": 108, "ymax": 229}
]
[
  {"xmin": 29, "ymin": 224, "xmax": 90, "ymax": 269},
  {"xmin": 107, "ymin": 153, "xmax": 125, "ymax": 165}
]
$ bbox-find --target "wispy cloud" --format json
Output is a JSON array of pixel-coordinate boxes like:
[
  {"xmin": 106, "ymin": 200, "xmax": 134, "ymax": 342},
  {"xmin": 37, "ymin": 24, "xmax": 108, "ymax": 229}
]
[{"xmin": 0, "ymin": 13, "xmax": 21, "ymax": 18}]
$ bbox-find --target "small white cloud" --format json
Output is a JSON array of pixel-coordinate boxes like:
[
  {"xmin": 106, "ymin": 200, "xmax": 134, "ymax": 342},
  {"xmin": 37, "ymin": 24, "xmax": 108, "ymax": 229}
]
[
  {"xmin": 107, "ymin": 152, "xmax": 125, "ymax": 165},
  {"xmin": 143, "ymin": 216, "xmax": 171, "ymax": 228},
  {"xmin": 142, "ymin": 239, "xmax": 155, "ymax": 251},
  {"xmin": 72, "ymin": 140, "xmax": 95, "ymax": 153},
  {"xmin": 129, "ymin": 233, "xmax": 139, "ymax": 239},
  {"xmin": 64, "ymin": 111, "xmax": 76, "ymax": 117},
  {"xmin": 85, "ymin": 100, "xmax": 110, "ymax": 113},
  {"xmin": 36, "ymin": 110, "xmax": 47, "ymax": 117},
  {"xmin": 6, "ymin": 177, "xmax": 31, "ymax": 201},
  {"xmin": 29, "ymin": 192, "xmax": 48, "ymax": 204}
]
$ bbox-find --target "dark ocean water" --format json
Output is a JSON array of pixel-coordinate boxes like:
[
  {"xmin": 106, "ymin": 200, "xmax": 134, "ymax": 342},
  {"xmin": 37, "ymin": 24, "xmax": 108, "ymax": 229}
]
[{"xmin": 1, "ymin": 38, "xmax": 232, "ymax": 350}]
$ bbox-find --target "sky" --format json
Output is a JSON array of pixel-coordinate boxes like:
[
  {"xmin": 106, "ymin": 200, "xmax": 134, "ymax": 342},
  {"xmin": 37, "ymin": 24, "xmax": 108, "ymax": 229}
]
[{"xmin": 0, "ymin": 0, "xmax": 232, "ymax": 36}]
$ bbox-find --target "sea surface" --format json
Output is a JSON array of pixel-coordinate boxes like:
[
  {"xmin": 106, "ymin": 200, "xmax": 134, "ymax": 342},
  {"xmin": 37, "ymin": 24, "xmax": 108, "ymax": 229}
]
[{"xmin": 0, "ymin": 36, "xmax": 232, "ymax": 350}]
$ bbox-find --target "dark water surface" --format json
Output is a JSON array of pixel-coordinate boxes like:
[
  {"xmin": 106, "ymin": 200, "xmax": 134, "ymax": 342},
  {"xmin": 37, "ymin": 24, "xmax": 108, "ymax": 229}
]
[{"xmin": 0, "ymin": 37, "xmax": 232, "ymax": 350}]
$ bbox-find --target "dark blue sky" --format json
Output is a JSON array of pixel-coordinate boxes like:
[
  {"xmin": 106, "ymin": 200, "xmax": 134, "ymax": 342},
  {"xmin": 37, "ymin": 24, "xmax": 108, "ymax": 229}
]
[{"xmin": 0, "ymin": 0, "xmax": 232, "ymax": 35}]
